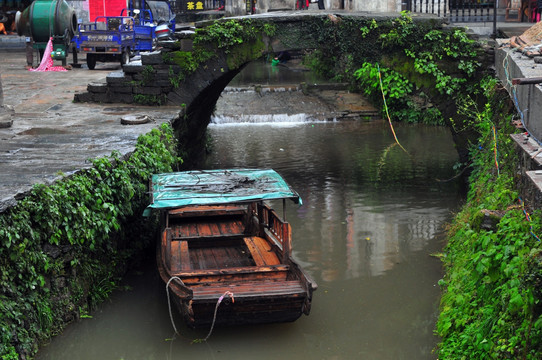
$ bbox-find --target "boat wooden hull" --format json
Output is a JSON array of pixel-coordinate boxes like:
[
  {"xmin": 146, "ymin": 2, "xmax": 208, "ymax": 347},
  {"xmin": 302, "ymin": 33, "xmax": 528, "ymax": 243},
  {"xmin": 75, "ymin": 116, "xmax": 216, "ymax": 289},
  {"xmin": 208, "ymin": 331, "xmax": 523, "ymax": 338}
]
[
  {"xmin": 157, "ymin": 203, "xmax": 317, "ymax": 328},
  {"xmin": 177, "ymin": 281, "xmax": 308, "ymax": 327}
]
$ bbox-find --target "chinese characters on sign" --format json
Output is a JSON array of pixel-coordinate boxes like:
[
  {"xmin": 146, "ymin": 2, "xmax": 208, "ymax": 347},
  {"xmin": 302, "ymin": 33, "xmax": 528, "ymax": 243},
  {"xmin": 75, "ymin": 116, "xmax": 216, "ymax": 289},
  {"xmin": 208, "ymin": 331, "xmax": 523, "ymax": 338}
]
[{"xmin": 186, "ymin": 1, "xmax": 204, "ymax": 10}]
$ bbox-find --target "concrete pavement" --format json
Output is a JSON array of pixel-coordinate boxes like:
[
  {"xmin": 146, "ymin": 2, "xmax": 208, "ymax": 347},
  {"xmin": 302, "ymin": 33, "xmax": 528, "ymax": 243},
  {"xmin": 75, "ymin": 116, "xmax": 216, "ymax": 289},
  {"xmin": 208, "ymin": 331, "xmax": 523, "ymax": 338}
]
[{"xmin": 0, "ymin": 49, "xmax": 182, "ymax": 211}]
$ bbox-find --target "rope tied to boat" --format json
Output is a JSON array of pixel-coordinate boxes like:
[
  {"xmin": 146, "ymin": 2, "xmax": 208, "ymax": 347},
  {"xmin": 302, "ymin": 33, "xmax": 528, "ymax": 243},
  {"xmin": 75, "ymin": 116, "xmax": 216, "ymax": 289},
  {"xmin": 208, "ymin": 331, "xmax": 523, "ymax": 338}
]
[
  {"xmin": 166, "ymin": 276, "xmax": 185, "ymax": 336},
  {"xmin": 166, "ymin": 277, "xmax": 235, "ymax": 342},
  {"xmin": 201, "ymin": 291, "xmax": 235, "ymax": 342}
]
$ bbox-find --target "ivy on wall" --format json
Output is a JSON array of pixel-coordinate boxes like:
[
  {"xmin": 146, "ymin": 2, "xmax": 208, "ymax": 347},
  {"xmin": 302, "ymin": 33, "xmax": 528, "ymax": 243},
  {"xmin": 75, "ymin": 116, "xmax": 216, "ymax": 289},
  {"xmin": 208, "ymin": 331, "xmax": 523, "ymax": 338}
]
[
  {"xmin": 303, "ymin": 12, "xmax": 483, "ymax": 126},
  {"xmin": 0, "ymin": 124, "xmax": 180, "ymax": 359}
]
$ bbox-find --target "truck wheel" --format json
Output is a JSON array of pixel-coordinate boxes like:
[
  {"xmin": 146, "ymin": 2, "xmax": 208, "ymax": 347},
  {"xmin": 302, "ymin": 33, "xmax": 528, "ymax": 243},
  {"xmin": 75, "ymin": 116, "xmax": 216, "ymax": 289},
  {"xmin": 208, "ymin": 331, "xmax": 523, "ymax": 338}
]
[
  {"xmin": 120, "ymin": 50, "xmax": 130, "ymax": 66},
  {"xmin": 72, "ymin": 47, "xmax": 78, "ymax": 65},
  {"xmin": 87, "ymin": 54, "xmax": 96, "ymax": 70}
]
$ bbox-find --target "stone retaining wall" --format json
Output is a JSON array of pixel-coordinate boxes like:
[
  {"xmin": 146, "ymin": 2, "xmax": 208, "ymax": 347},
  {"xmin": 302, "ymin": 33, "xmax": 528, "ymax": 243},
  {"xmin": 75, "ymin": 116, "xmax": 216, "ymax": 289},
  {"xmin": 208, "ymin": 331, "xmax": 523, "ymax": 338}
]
[
  {"xmin": 496, "ymin": 45, "xmax": 542, "ymax": 210},
  {"xmin": 74, "ymin": 52, "xmax": 179, "ymax": 105}
]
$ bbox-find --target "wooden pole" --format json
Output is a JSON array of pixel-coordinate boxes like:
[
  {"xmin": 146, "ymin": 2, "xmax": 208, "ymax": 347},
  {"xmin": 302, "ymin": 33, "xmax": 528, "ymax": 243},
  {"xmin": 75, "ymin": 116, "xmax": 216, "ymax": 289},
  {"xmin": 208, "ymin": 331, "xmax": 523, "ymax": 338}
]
[{"xmin": 512, "ymin": 77, "xmax": 542, "ymax": 85}]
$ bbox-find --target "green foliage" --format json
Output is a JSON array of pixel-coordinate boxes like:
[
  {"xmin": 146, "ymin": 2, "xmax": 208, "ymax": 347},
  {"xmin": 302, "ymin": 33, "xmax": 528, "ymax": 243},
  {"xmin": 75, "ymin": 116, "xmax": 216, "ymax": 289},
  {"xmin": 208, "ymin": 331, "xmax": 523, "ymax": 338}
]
[
  {"xmin": 165, "ymin": 52, "xmax": 198, "ymax": 73},
  {"xmin": 301, "ymin": 12, "xmax": 482, "ymax": 126},
  {"xmin": 354, "ymin": 63, "xmax": 413, "ymax": 101},
  {"xmin": 360, "ymin": 19, "xmax": 378, "ymax": 38},
  {"xmin": 133, "ymin": 94, "xmax": 165, "ymax": 105},
  {"xmin": 353, "ymin": 62, "xmax": 442, "ymax": 124},
  {"xmin": 379, "ymin": 11, "xmax": 416, "ymax": 47},
  {"xmin": 436, "ymin": 83, "xmax": 542, "ymax": 359},
  {"xmin": 0, "ymin": 124, "xmax": 180, "ymax": 359},
  {"xmin": 194, "ymin": 18, "xmax": 274, "ymax": 52},
  {"xmin": 155, "ymin": 18, "xmax": 275, "ymax": 91}
]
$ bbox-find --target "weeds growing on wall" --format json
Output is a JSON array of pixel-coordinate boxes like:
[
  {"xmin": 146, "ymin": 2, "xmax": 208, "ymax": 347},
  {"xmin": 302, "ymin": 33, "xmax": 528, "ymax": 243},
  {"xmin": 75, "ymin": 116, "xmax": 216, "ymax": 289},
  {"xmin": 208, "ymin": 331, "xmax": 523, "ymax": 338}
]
[
  {"xmin": 353, "ymin": 62, "xmax": 442, "ymax": 124},
  {"xmin": 0, "ymin": 124, "xmax": 180, "ymax": 359},
  {"xmin": 304, "ymin": 12, "xmax": 483, "ymax": 126},
  {"xmin": 436, "ymin": 81, "xmax": 542, "ymax": 359}
]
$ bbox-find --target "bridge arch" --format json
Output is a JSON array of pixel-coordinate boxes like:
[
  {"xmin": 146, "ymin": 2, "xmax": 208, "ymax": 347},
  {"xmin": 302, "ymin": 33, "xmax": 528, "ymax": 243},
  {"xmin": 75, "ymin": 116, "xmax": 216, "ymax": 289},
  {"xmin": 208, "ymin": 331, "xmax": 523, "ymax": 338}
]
[{"xmin": 75, "ymin": 12, "xmax": 489, "ymax": 165}]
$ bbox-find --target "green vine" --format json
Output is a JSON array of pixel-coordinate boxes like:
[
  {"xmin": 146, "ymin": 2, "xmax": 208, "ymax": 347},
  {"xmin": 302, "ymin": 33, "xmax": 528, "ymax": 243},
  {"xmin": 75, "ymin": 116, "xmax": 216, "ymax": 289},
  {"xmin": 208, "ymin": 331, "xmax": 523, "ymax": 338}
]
[
  {"xmin": 194, "ymin": 19, "xmax": 276, "ymax": 51},
  {"xmin": 302, "ymin": 12, "xmax": 482, "ymax": 126},
  {"xmin": 0, "ymin": 124, "xmax": 181, "ymax": 359}
]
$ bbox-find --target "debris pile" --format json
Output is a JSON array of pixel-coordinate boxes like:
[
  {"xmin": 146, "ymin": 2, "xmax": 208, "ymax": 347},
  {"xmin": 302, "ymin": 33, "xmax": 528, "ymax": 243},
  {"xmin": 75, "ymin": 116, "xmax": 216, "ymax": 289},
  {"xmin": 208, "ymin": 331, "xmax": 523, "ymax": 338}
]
[{"xmin": 508, "ymin": 21, "xmax": 542, "ymax": 62}]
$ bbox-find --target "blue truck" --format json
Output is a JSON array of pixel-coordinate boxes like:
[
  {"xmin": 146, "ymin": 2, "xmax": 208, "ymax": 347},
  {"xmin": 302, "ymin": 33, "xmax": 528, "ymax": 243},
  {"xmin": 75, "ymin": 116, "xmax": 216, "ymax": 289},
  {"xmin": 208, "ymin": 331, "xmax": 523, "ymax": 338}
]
[{"xmin": 73, "ymin": 0, "xmax": 175, "ymax": 70}]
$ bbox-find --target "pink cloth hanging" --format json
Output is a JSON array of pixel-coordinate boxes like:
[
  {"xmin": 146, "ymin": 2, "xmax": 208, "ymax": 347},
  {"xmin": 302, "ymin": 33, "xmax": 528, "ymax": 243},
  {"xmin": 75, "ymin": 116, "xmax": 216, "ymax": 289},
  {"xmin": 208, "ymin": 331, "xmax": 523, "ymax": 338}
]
[{"xmin": 29, "ymin": 37, "xmax": 67, "ymax": 72}]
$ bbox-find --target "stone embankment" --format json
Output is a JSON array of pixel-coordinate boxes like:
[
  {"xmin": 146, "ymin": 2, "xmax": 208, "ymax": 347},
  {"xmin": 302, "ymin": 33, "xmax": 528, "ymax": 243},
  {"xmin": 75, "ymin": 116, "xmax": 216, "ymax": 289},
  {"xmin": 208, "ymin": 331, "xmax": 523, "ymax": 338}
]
[
  {"xmin": 74, "ymin": 51, "xmax": 183, "ymax": 105},
  {"xmin": 495, "ymin": 28, "xmax": 542, "ymax": 209},
  {"xmin": 73, "ymin": 34, "xmax": 228, "ymax": 107}
]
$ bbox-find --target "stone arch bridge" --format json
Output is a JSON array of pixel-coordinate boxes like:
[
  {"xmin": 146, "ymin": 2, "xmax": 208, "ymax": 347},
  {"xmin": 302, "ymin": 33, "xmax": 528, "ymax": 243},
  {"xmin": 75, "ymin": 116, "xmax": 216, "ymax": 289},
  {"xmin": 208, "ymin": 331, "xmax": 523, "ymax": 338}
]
[{"xmin": 74, "ymin": 11, "xmax": 460, "ymax": 163}]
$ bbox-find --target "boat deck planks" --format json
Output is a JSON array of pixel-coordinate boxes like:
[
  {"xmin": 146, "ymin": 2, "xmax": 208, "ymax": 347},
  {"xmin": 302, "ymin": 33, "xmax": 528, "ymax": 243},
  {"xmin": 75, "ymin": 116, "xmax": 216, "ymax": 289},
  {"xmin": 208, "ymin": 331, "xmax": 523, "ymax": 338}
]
[
  {"xmin": 244, "ymin": 236, "xmax": 280, "ymax": 266},
  {"xmin": 169, "ymin": 205, "xmax": 247, "ymax": 218},
  {"xmin": 172, "ymin": 217, "xmax": 245, "ymax": 240}
]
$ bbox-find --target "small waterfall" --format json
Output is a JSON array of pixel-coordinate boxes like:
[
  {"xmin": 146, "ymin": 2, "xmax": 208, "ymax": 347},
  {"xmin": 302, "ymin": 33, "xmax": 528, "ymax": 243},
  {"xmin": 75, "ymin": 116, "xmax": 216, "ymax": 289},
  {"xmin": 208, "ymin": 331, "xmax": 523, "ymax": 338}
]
[{"xmin": 210, "ymin": 113, "xmax": 332, "ymax": 125}]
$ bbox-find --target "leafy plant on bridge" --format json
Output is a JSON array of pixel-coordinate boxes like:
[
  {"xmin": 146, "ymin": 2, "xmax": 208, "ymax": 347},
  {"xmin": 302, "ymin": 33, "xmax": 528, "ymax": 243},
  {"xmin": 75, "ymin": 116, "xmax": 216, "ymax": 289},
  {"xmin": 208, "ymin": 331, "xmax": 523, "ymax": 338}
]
[
  {"xmin": 304, "ymin": 11, "xmax": 483, "ymax": 126},
  {"xmin": 159, "ymin": 18, "xmax": 277, "ymax": 94}
]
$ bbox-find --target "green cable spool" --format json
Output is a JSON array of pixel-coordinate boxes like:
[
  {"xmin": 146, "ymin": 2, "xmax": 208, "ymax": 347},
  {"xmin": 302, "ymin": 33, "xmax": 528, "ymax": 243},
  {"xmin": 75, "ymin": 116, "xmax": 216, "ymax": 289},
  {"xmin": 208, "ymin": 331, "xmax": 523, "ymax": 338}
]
[{"xmin": 15, "ymin": 0, "xmax": 77, "ymax": 43}]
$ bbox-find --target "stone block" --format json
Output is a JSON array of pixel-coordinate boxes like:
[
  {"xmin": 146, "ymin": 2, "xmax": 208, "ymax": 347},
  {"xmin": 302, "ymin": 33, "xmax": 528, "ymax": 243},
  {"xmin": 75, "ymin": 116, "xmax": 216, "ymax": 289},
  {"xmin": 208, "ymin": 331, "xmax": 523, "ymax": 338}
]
[
  {"xmin": 147, "ymin": 79, "xmax": 173, "ymax": 87},
  {"xmin": 109, "ymin": 85, "xmax": 133, "ymax": 94},
  {"xmin": 153, "ymin": 64, "xmax": 182, "ymax": 74},
  {"xmin": 106, "ymin": 71, "xmax": 130, "ymax": 85},
  {"xmin": 133, "ymin": 86, "xmax": 163, "ymax": 95},
  {"xmin": 87, "ymin": 82, "xmax": 107, "ymax": 93},
  {"xmin": 131, "ymin": 73, "xmax": 146, "ymax": 82},
  {"xmin": 73, "ymin": 92, "xmax": 94, "ymax": 103},
  {"xmin": 141, "ymin": 51, "xmax": 164, "ymax": 65},
  {"xmin": 158, "ymin": 40, "xmax": 182, "ymax": 51},
  {"xmin": 108, "ymin": 92, "xmax": 134, "ymax": 104},
  {"xmin": 181, "ymin": 39, "xmax": 193, "ymax": 52},
  {"xmin": 122, "ymin": 63, "xmax": 146, "ymax": 74},
  {"xmin": 92, "ymin": 92, "xmax": 111, "ymax": 103}
]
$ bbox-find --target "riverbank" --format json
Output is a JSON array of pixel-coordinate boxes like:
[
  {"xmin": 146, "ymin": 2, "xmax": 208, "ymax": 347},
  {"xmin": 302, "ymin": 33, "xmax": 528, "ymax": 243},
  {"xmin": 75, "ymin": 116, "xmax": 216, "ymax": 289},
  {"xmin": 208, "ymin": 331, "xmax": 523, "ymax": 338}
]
[
  {"xmin": 435, "ymin": 80, "xmax": 542, "ymax": 358},
  {"xmin": 432, "ymin": 22, "xmax": 542, "ymax": 358}
]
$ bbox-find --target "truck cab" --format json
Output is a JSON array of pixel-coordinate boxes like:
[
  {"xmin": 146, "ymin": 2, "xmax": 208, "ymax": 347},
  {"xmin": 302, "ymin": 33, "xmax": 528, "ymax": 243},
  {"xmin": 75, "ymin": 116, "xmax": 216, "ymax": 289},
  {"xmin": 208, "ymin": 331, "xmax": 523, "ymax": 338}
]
[{"xmin": 73, "ymin": 0, "xmax": 175, "ymax": 69}]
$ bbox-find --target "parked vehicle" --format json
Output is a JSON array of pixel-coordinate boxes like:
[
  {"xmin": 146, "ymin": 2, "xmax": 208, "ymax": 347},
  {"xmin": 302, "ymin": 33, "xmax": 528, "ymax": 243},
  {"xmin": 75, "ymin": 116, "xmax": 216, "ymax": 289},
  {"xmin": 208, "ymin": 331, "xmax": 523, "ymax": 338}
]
[
  {"xmin": 73, "ymin": 0, "xmax": 175, "ymax": 69},
  {"xmin": 145, "ymin": 169, "xmax": 317, "ymax": 328}
]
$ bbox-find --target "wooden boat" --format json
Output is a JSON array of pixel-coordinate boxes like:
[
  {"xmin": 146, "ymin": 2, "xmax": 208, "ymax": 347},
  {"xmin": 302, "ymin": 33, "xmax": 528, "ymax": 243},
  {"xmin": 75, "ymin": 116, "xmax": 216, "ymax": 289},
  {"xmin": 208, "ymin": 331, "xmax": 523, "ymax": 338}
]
[{"xmin": 145, "ymin": 169, "xmax": 317, "ymax": 328}]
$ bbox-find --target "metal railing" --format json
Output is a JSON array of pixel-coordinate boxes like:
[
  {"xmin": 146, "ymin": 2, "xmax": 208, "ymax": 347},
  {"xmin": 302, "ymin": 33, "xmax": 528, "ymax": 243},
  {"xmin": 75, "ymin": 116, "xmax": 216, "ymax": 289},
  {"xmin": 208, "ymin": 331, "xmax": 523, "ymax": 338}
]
[{"xmin": 405, "ymin": 0, "xmax": 497, "ymax": 22}]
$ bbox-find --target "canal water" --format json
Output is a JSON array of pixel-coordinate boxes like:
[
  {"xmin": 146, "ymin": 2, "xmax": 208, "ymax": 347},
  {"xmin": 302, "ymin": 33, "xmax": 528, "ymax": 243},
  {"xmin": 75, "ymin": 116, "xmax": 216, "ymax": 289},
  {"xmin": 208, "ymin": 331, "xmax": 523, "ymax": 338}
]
[{"xmin": 36, "ymin": 62, "xmax": 462, "ymax": 360}]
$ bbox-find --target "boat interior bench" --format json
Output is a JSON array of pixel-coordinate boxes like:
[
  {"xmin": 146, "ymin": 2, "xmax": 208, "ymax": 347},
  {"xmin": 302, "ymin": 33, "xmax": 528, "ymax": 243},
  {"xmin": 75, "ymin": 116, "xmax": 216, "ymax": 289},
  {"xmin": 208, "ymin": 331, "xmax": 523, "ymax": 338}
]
[
  {"xmin": 191, "ymin": 279, "xmax": 306, "ymax": 301},
  {"xmin": 168, "ymin": 204, "xmax": 250, "ymax": 241},
  {"xmin": 166, "ymin": 204, "xmax": 288, "ymax": 284}
]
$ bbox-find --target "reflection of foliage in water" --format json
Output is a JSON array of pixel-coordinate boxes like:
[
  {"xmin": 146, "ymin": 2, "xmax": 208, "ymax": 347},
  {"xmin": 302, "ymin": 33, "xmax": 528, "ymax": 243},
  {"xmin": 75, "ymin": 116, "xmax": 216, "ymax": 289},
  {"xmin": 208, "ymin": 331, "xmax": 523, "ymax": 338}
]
[{"xmin": 376, "ymin": 143, "xmax": 398, "ymax": 182}]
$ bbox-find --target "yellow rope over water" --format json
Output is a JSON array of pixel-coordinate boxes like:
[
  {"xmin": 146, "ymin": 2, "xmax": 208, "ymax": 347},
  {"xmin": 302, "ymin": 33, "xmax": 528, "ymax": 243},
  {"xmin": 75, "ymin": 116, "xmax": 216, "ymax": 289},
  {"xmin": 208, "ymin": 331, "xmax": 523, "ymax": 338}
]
[{"xmin": 376, "ymin": 64, "xmax": 408, "ymax": 154}]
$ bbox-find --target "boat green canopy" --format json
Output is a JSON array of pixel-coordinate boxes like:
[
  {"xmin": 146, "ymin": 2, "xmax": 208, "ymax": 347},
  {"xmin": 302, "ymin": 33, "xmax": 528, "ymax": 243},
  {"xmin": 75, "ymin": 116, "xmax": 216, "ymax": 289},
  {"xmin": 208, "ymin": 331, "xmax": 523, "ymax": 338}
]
[{"xmin": 145, "ymin": 169, "xmax": 301, "ymax": 213}]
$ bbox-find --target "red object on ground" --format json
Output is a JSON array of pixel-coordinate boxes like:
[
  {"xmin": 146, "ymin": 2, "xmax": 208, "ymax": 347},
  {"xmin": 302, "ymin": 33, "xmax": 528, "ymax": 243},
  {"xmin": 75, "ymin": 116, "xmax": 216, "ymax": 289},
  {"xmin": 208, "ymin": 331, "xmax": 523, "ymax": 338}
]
[{"xmin": 29, "ymin": 38, "xmax": 67, "ymax": 72}]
